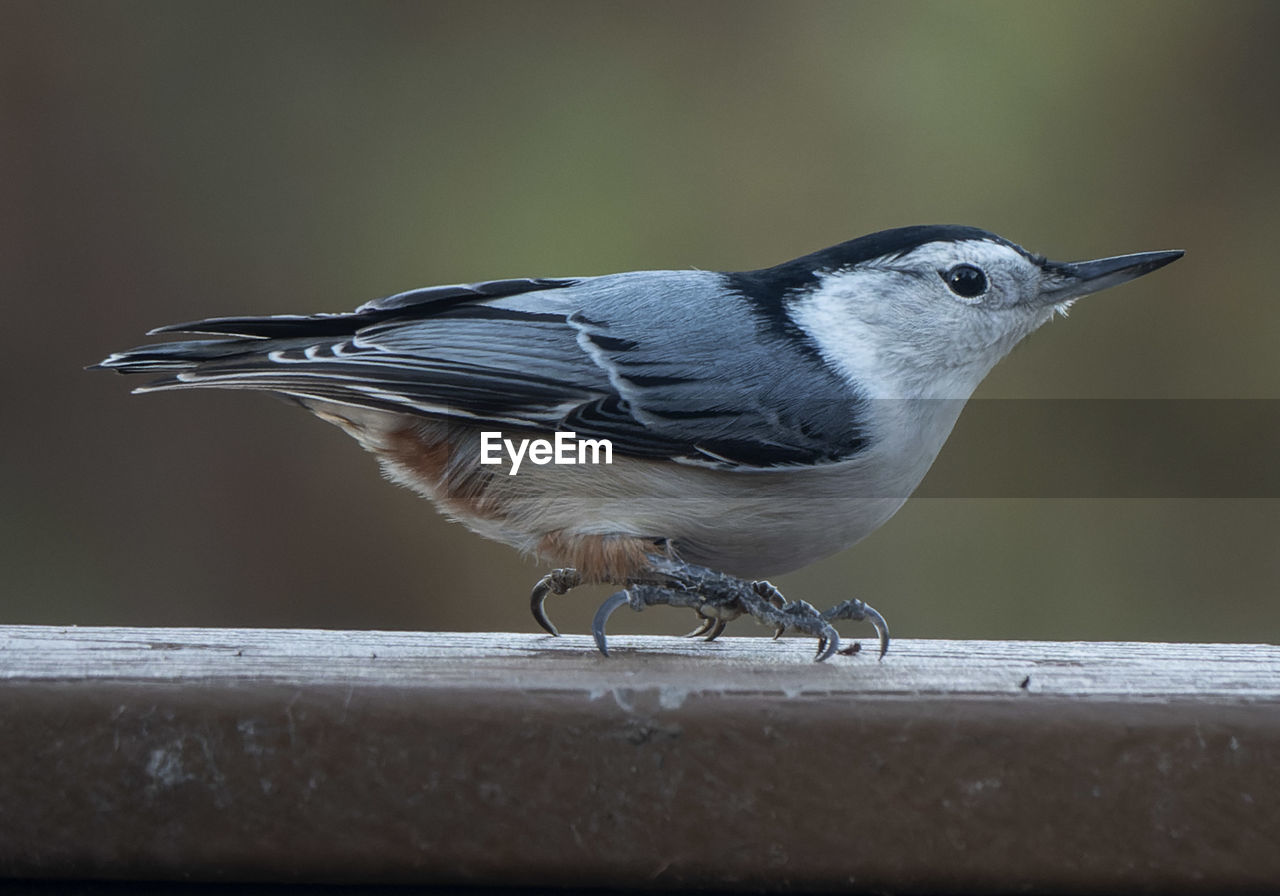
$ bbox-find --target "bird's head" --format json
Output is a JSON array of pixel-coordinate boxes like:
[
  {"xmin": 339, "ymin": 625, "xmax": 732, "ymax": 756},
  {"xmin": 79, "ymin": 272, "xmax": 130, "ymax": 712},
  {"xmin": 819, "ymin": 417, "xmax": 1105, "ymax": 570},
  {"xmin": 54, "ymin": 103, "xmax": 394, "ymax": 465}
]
[{"xmin": 782, "ymin": 225, "xmax": 1183, "ymax": 399}]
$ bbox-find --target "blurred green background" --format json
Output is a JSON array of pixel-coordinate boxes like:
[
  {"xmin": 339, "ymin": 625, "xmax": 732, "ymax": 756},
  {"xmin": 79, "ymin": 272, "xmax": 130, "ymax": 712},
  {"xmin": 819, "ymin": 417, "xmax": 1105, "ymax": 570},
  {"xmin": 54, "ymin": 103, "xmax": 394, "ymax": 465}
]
[{"xmin": 3, "ymin": 0, "xmax": 1276, "ymax": 644}]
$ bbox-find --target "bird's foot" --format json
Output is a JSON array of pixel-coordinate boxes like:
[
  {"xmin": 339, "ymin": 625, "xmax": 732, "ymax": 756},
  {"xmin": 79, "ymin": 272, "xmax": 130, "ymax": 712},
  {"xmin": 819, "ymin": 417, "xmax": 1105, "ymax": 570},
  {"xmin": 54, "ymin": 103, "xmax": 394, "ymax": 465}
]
[
  {"xmin": 590, "ymin": 559, "xmax": 890, "ymax": 662},
  {"xmin": 821, "ymin": 598, "xmax": 890, "ymax": 659}
]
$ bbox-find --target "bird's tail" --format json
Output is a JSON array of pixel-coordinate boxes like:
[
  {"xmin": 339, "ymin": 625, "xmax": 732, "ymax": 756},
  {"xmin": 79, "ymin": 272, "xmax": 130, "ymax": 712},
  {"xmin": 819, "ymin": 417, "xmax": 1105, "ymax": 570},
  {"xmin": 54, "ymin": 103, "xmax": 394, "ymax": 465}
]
[
  {"xmin": 92, "ymin": 337, "xmax": 297, "ymax": 395},
  {"xmin": 91, "ymin": 311, "xmax": 365, "ymax": 394}
]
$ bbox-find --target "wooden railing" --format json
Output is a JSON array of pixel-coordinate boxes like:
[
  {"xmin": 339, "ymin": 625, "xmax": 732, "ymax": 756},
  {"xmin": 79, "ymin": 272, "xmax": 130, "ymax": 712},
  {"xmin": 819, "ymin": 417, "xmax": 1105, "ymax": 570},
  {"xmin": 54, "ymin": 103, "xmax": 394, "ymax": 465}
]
[{"xmin": 1, "ymin": 626, "xmax": 1277, "ymax": 891}]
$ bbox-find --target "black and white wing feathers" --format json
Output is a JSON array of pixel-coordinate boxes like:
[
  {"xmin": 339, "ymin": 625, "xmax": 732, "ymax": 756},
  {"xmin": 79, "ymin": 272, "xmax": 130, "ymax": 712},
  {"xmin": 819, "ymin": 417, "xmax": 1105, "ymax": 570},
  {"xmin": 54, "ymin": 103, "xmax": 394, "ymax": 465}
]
[{"xmin": 99, "ymin": 272, "xmax": 869, "ymax": 468}]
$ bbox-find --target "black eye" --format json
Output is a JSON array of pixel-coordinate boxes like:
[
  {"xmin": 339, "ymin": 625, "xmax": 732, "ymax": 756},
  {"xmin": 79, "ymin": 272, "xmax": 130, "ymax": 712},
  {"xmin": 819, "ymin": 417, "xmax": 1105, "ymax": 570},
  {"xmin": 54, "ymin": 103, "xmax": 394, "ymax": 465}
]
[{"xmin": 943, "ymin": 264, "xmax": 988, "ymax": 298}]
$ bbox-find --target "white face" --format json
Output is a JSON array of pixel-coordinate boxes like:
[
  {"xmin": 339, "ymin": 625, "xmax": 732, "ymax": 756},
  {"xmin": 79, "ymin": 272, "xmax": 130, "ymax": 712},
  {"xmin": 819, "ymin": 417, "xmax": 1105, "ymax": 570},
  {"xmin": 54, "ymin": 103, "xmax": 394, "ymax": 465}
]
[
  {"xmin": 891, "ymin": 239, "xmax": 1052, "ymax": 312},
  {"xmin": 789, "ymin": 239, "xmax": 1060, "ymax": 400}
]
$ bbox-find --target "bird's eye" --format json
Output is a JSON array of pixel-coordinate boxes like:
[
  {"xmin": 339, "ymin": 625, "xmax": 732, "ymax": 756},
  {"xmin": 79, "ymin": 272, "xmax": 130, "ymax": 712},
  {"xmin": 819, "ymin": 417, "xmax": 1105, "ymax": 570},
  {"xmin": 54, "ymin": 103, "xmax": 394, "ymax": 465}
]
[{"xmin": 942, "ymin": 264, "xmax": 988, "ymax": 298}]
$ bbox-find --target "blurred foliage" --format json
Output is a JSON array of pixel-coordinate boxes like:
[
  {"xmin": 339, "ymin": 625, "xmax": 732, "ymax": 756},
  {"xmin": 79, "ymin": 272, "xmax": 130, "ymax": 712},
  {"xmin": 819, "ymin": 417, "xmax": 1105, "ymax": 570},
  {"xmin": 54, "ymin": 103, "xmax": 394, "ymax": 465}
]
[{"xmin": 2, "ymin": 0, "xmax": 1276, "ymax": 643}]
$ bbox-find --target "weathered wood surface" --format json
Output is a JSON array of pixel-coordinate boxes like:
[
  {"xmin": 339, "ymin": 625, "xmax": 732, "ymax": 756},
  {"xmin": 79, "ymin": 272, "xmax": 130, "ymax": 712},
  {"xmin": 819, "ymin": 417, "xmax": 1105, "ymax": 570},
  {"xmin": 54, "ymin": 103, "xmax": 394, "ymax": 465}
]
[{"xmin": 1, "ymin": 626, "xmax": 1278, "ymax": 892}]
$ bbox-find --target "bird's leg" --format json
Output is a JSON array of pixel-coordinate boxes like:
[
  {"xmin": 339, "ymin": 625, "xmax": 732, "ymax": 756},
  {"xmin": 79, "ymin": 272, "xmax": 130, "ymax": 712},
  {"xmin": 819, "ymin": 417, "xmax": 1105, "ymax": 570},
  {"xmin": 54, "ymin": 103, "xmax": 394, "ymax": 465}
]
[
  {"xmin": 529, "ymin": 568, "xmax": 583, "ymax": 637},
  {"xmin": 590, "ymin": 558, "xmax": 890, "ymax": 662}
]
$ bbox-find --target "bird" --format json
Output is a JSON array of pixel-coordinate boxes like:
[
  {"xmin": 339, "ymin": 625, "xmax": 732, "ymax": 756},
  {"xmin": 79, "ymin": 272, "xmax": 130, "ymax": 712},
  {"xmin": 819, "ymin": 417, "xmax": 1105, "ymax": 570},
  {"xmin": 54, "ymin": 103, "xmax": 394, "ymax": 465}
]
[{"xmin": 95, "ymin": 225, "xmax": 1183, "ymax": 660}]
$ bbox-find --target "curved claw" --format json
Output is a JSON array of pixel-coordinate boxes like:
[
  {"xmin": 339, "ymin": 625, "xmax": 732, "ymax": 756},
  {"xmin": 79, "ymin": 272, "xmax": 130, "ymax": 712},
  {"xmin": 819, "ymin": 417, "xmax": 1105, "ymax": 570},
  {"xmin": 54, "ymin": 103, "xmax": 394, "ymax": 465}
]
[
  {"xmin": 751, "ymin": 580, "xmax": 786, "ymax": 608},
  {"xmin": 866, "ymin": 606, "xmax": 890, "ymax": 660},
  {"xmin": 529, "ymin": 576, "xmax": 559, "ymax": 637},
  {"xmin": 814, "ymin": 629, "xmax": 841, "ymax": 662},
  {"xmin": 592, "ymin": 590, "xmax": 632, "ymax": 657},
  {"xmin": 684, "ymin": 617, "xmax": 715, "ymax": 639},
  {"xmin": 529, "ymin": 568, "xmax": 582, "ymax": 637},
  {"xmin": 822, "ymin": 598, "xmax": 892, "ymax": 660}
]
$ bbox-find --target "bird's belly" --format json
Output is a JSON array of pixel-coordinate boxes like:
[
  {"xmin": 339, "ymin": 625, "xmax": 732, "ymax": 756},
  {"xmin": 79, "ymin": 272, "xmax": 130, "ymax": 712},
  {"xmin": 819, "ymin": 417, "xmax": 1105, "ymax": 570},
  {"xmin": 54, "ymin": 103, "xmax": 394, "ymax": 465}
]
[
  {"xmin": 337, "ymin": 414, "xmax": 939, "ymax": 581},
  {"xmin": 470, "ymin": 447, "xmax": 926, "ymax": 579}
]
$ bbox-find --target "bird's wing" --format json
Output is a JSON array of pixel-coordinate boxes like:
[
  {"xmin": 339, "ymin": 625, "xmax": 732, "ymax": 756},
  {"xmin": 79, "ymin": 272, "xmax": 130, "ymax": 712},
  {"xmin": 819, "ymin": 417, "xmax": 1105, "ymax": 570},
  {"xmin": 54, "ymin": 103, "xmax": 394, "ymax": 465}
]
[
  {"xmin": 100, "ymin": 273, "xmax": 869, "ymax": 468},
  {"xmin": 556, "ymin": 271, "xmax": 870, "ymax": 466}
]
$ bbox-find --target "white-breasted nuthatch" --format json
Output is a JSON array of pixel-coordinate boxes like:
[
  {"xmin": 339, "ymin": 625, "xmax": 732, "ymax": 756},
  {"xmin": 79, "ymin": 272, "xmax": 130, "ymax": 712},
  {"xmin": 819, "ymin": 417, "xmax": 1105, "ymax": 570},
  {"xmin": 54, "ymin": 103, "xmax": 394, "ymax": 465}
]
[{"xmin": 97, "ymin": 225, "xmax": 1182, "ymax": 660}]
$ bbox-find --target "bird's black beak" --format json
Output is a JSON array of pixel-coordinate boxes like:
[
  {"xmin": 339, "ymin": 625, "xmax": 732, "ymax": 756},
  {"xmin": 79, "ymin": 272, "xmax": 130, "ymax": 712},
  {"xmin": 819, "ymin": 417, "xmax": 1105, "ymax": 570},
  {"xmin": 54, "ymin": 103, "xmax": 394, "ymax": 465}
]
[{"xmin": 1038, "ymin": 249, "xmax": 1184, "ymax": 305}]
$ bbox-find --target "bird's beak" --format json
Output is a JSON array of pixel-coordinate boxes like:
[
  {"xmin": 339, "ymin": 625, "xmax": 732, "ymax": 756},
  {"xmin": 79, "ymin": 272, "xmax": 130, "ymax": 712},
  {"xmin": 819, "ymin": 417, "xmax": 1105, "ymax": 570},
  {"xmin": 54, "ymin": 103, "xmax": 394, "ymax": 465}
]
[{"xmin": 1037, "ymin": 249, "xmax": 1184, "ymax": 305}]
